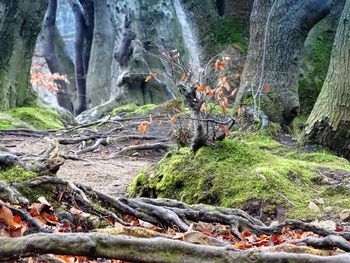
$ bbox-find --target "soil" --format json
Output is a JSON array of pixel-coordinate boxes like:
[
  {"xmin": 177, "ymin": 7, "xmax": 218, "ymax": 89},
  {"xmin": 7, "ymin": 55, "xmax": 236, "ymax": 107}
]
[{"xmin": 0, "ymin": 117, "xmax": 173, "ymax": 197}]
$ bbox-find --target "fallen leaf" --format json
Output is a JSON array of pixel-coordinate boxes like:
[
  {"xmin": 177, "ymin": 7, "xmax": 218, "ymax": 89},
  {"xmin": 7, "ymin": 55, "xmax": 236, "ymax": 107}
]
[{"xmin": 138, "ymin": 122, "xmax": 150, "ymax": 135}]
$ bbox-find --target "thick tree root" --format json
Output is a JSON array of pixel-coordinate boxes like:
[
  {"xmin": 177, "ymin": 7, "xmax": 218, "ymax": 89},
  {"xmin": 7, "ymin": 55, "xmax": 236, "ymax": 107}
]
[
  {"xmin": 13, "ymin": 177, "xmax": 350, "ymax": 240},
  {"xmin": 0, "ymin": 233, "xmax": 350, "ymax": 263},
  {"xmin": 293, "ymin": 235, "xmax": 350, "ymax": 252},
  {"xmin": 0, "ymin": 181, "xmax": 29, "ymax": 205}
]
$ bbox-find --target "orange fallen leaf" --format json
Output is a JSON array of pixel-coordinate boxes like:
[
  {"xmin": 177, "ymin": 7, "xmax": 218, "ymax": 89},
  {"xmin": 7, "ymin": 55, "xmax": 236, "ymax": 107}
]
[
  {"xmin": 263, "ymin": 83, "xmax": 270, "ymax": 93},
  {"xmin": 215, "ymin": 59, "xmax": 225, "ymax": 71},
  {"xmin": 138, "ymin": 122, "xmax": 150, "ymax": 135}
]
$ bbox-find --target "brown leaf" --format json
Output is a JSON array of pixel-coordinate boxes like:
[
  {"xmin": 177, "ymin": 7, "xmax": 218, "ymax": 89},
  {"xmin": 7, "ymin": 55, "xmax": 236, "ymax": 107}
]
[
  {"xmin": 0, "ymin": 205, "xmax": 14, "ymax": 227},
  {"xmin": 214, "ymin": 60, "xmax": 225, "ymax": 71},
  {"xmin": 263, "ymin": 83, "xmax": 270, "ymax": 93},
  {"xmin": 138, "ymin": 122, "xmax": 150, "ymax": 135},
  {"xmin": 145, "ymin": 75, "xmax": 153, "ymax": 82},
  {"xmin": 170, "ymin": 116, "xmax": 177, "ymax": 125}
]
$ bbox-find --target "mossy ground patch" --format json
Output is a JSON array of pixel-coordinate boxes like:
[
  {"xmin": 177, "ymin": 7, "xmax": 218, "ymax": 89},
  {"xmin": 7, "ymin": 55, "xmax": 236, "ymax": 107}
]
[{"xmin": 129, "ymin": 132, "xmax": 350, "ymax": 220}]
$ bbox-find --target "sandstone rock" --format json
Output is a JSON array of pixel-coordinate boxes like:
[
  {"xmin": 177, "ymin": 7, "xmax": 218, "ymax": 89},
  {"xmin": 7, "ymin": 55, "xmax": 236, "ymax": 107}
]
[{"xmin": 308, "ymin": 201, "xmax": 320, "ymax": 213}]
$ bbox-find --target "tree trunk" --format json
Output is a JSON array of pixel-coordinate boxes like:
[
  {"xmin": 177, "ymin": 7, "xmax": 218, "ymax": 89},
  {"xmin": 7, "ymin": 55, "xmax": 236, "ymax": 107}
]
[
  {"xmin": 86, "ymin": 0, "xmax": 115, "ymax": 108},
  {"xmin": 79, "ymin": 0, "xmax": 94, "ymax": 73},
  {"xmin": 42, "ymin": 0, "xmax": 74, "ymax": 113},
  {"xmin": 0, "ymin": 0, "xmax": 47, "ymax": 110},
  {"xmin": 235, "ymin": 0, "xmax": 332, "ymax": 126},
  {"xmin": 69, "ymin": 0, "xmax": 87, "ymax": 115},
  {"xmin": 54, "ymin": 26, "xmax": 77, "ymax": 108},
  {"xmin": 301, "ymin": 0, "xmax": 350, "ymax": 160}
]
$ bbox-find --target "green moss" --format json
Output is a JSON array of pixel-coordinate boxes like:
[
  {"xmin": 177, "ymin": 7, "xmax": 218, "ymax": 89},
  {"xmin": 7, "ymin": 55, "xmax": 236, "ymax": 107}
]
[
  {"xmin": 211, "ymin": 17, "xmax": 248, "ymax": 54},
  {"xmin": 111, "ymin": 104, "xmax": 139, "ymax": 116},
  {"xmin": 159, "ymin": 99, "xmax": 185, "ymax": 114},
  {"xmin": 0, "ymin": 166, "xmax": 38, "ymax": 183},
  {"xmin": 111, "ymin": 103, "xmax": 157, "ymax": 117},
  {"xmin": 292, "ymin": 115, "xmax": 308, "ymax": 138},
  {"xmin": 0, "ymin": 120, "xmax": 13, "ymax": 129},
  {"xmin": 134, "ymin": 104, "xmax": 157, "ymax": 114},
  {"xmin": 299, "ymin": 18, "xmax": 334, "ymax": 114},
  {"xmin": 4, "ymin": 107, "xmax": 64, "ymax": 130},
  {"xmin": 16, "ymin": 184, "xmax": 56, "ymax": 204},
  {"xmin": 129, "ymin": 133, "xmax": 350, "ymax": 220}
]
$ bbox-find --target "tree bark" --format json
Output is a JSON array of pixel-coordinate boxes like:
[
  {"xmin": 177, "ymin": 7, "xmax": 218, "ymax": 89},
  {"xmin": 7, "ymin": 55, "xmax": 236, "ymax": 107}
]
[
  {"xmin": 79, "ymin": 0, "xmax": 94, "ymax": 73},
  {"xmin": 86, "ymin": 0, "xmax": 115, "ymax": 108},
  {"xmin": 235, "ymin": 0, "xmax": 332, "ymax": 126},
  {"xmin": 69, "ymin": 0, "xmax": 87, "ymax": 115},
  {"xmin": 301, "ymin": 0, "xmax": 350, "ymax": 160},
  {"xmin": 54, "ymin": 26, "xmax": 77, "ymax": 107},
  {"xmin": 2, "ymin": 233, "xmax": 350, "ymax": 263},
  {"xmin": 0, "ymin": 0, "xmax": 47, "ymax": 110},
  {"xmin": 42, "ymin": 0, "xmax": 74, "ymax": 113}
]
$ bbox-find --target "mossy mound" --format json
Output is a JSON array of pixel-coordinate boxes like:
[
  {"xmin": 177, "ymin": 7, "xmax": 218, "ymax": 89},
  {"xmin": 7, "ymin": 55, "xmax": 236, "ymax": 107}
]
[
  {"xmin": 111, "ymin": 104, "xmax": 157, "ymax": 117},
  {"xmin": 0, "ymin": 166, "xmax": 57, "ymax": 204},
  {"xmin": 1, "ymin": 107, "xmax": 64, "ymax": 130},
  {"xmin": 0, "ymin": 166, "xmax": 38, "ymax": 183},
  {"xmin": 129, "ymin": 132, "xmax": 350, "ymax": 220}
]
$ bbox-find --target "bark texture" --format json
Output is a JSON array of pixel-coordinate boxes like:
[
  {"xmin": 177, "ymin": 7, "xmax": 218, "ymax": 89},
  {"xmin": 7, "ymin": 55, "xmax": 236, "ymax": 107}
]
[
  {"xmin": 302, "ymin": 0, "xmax": 350, "ymax": 160},
  {"xmin": 0, "ymin": 0, "xmax": 47, "ymax": 110},
  {"xmin": 80, "ymin": 0, "xmax": 94, "ymax": 73},
  {"xmin": 69, "ymin": 0, "xmax": 87, "ymax": 115},
  {"xmin": 54, "ymin": 26, "xmax": 77, "ymax": 107},
  {"xmin": 86, "ymin": 0, "xmax": 114, "ymax": 108},
  {"xmin": 235, "ymin": 0, "xmax": 332, "ymax": 126},
  {"xmin": 42, "ymin": 0, "xmax": 74, "ymax": 112},
  {"xmin": 2, "ymin": 233, "xmax": 350, "ymax": 263}
]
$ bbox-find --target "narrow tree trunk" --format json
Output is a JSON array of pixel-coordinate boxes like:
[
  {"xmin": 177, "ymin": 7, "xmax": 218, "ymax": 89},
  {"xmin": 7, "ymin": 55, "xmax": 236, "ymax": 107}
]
[
  {"xmin": 86, "ymin": 0, "xmax": 115, "ymax": 108},
  {"xmin": 54, "ymin": 26, "xmax": 77, "ymax": 107},
  {"xmin": 42, "ymin": 0, "xmax": 74, "ymax": 113},
  {"xmin": 301, "ymin": 0, "xmax": 350, "ymax": 160},
  {"xmin": 235, "ymin": 0, "xmax": 332, "ymax": 126},
  {"xmin": 0, "ymin": 0, "xmax": 47, "ymax": 110},
  {"xmin": 80, "ymin": 0, "xmax": 94, "ymax": 73},
  {"xmin": 69, "ymin": 0, "xmax": 87, "ymax": 115}
]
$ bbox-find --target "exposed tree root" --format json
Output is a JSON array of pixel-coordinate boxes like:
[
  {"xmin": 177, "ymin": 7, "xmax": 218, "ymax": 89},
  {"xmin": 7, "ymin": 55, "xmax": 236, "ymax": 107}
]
[
  {"xmin": 76, "ymin": 138, "xmax": 108, "ymax": 155},
  {"xmin": 0, "ymin": 183, "xmax": 28, "ymax": 205},
  {"xmin": 0, "ymin": 200, "xmax": 51, "ymax": 233},
  {"xmin": 1, "ymin": 233, "xmax": 350, "ymax": 263},
  {"xmin": 1, "ymin": 175, "xmax": 350, "ymax": 262},
  {"xmin": 293, "ymin": 235, "xmax": 350, "ymax": 252},
  {"xmin": 116, "ymin": 143, "xmax": 170, "ymax": 156},
  {"xmin": 13, "ymin": 176, "xmax": 350, "ymax": 240}
]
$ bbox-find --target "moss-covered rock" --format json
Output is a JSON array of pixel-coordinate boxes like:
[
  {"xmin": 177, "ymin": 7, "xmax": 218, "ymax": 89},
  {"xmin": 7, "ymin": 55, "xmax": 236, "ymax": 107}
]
[
  {"xmin": 1, "ymin": 107, "xmax": 64, "ymax": 130},
  {"xmin": 111, "ymin": 103, "xmax": 157, "ymax": 117},
  {"xmin": 129, "ymin": 132, "xmax": 350, "ymax": 220},
  {"xmin": 0, "ymin": 113, "xmax": 32, "ymax": 130}
]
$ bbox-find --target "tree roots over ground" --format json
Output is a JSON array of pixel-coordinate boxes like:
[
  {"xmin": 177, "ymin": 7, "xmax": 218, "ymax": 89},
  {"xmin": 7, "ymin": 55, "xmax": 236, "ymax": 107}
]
[{"xmin": 0, "ymin": 174, "xmax": 350, "ymax": 262}]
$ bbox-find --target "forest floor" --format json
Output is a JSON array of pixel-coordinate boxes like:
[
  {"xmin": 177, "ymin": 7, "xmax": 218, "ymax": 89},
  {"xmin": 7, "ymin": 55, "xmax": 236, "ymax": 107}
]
[
  {"xmin": 0, "ymin": 117, "xmax": 173, "ymax": 197},
  {"xmin": 2, "ymin": 111, "xmax": 350, "ymax": 262}
]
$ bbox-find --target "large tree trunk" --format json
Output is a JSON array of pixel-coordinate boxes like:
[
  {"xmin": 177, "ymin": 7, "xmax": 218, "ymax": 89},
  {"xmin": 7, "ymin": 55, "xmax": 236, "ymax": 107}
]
[
  {"xmin": 42, "ymin": 0, "xmax": 74, "ymax": 113},
  {"xmin": 301, "ymin": 0, "xmax": 350, "ymax": 160},
  {"xmin": 86, "ymin": 0, "xmax": 115, "ymax": 108},
  {"xmin": 0, "ymin": 0, "xmax": 47, "ymax": 110},
  {"xmin": 69, "ymin": 0, "xmax": 88, "ymax": 116},
  {"xmin": 235, "ymin": 0, "xmax": 332, "ymax": 126}
]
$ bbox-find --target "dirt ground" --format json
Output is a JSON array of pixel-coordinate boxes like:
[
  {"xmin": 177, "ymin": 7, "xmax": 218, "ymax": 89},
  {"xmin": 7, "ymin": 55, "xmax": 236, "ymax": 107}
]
[{"xmin": 0, "ymin": 119, "xmax": 172, "ymax": 197}]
